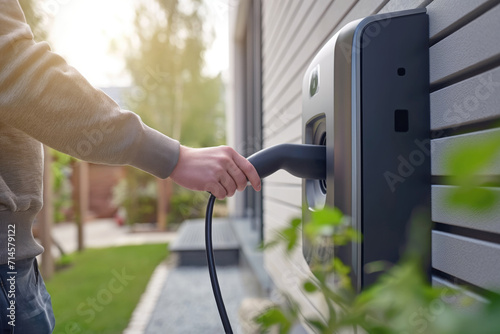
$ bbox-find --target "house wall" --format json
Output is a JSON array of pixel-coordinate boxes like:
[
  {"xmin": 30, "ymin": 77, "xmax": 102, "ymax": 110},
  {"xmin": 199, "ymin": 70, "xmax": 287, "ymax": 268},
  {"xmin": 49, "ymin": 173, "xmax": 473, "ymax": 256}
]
[{"xmin": 232, "ymin": 0, "xmax": 500, "ymax": 328}]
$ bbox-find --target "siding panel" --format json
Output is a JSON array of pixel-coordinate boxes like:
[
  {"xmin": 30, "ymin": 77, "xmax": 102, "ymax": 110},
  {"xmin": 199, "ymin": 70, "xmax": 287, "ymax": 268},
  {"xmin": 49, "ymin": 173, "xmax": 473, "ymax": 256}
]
[
  {"xmin": 432, "ymin": 231, "xmax": 500, "ymax": 290},
  {"xmin": 429, "ymin": 4, "xmax": 500, "ymax": 87},
  {"xmin": 262, "ymin": 0, "xmax": 290, "ymax": 58},
  {"xmin": 262, "ymin": 0, "xmax": 280, "ymax": 37},
  {"xmin": 332, "ymin": 0, "xmax": 388, "ymax": 30},
  {"xmin": 432, "ymin": 185, "xmax": 500, "ymax": 234},
  {"xmin": 262, "ymin": 229, "xmax": 328, "ymax": 329},
  {"xmin": 266, "ymin": 133, "xmax": 301, "ymax": 147},
  {"xmin": 262, "ymin": 1, "xmax": 315, "ymax": 87},
  {"xmin": 264, "ymin": 0, "xmax": 388, "ymax": 143},
  {"xmin": 264, "ymin": 0, "xmax": 356, "ymax": 112},
  {"xmin": 430, "ymin": 66, "xmax": 500, "ymax": 130},
  {"xmin": 263, "ymin": 94, "xmax": 301, "ymax": 137},
  {"xmin": 264, "ymin": 184, "xmax": 302, "ymax": 208},
  {"xmin": 264, "ymin": 117, "xmax": 302, "ymax": 145},
  {"xmin": 265, "ymin": 169, "xmax": 302, "ymax": 186},
  {"xmin": 262, "ymin": 0, "xmax": 302, "ymax": 70},
  {"xmin": 431, "ymin": 128, "xmax": 500, "ymax": 175},
  {"xmin": 264, "ymin": 199, "xmax": 301, "ymax": 227},
  {"xmin": 432, "ymin": 276, "xmax": 489, "ymax": 309},
  {"xmin": 379, "ymin": 0, "xmax": 428, "ymax": 13},
  {"xmin": 263, "ymin": 0, "xmax": 333, "ymax": 94},
  {"xmin": 427, "ymin": 0, "xmax": 496, "ymax": 41}
]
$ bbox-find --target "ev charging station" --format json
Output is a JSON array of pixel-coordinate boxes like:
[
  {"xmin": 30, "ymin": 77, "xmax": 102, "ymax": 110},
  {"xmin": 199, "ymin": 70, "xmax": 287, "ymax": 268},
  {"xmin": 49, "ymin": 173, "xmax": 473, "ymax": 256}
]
[
  {"xmin": 207, "ymin": 9, "xmax": 431, "ymax": 332},
  {"xmin": 302, "ymin": 9, "xmax": 430, "ymax": 291}
]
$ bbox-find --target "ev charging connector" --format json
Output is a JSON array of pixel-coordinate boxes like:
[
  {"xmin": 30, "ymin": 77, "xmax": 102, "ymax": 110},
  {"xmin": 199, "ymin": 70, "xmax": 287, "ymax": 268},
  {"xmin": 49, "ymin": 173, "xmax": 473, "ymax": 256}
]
[{"xmin": 205, "ymin": 143, "xmax": 326, "ymax": 334}]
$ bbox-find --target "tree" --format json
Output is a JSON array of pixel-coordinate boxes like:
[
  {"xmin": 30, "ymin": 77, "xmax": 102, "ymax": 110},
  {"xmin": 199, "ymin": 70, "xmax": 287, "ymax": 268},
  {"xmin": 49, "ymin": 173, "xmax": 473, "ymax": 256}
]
[{"xmin": 124, "ymin": 0, "xmax": 225, "ymax": 147}]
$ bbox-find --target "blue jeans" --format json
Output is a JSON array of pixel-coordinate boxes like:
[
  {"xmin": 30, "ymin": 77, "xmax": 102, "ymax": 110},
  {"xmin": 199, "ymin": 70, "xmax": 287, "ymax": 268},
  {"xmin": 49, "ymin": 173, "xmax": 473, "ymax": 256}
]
[{"xmin": 0, "ymin": 258, "xmax": 55, "ymax": 333}]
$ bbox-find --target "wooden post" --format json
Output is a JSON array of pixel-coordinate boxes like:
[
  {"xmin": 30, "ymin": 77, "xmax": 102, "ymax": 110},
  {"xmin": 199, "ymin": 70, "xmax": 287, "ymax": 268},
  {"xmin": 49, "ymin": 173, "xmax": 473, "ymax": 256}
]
[
  {"xmin": 156, "ymin": 178, "xmax": 172, "ymax": 231},
  {"xmin": 73, "ymin": 161, "xmax": 89, "ymax": 251},
  {"xmin": 39, "ymin": 146, "xmax": 54, "ymax": 279}
]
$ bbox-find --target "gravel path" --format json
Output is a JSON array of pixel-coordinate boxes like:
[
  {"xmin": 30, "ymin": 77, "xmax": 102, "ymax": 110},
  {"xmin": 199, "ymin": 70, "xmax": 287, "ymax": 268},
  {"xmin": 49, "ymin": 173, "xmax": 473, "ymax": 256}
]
[{"xmin": 145, "ymin": 266, "xmax": 245, "ymax": 334}]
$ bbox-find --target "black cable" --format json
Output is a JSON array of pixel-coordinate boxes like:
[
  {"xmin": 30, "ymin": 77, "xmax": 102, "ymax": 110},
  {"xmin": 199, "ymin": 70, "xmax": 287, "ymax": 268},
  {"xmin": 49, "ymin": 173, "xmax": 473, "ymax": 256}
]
[{"xmin": 205, "ymin": 194, "xmax": 233, "ymax": 334}]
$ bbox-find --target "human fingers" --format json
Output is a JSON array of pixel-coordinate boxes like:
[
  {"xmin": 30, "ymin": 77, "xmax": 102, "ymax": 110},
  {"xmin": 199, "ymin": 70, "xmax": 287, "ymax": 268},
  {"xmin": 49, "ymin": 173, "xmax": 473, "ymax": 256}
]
[
  {"xmin": 231, "ymin": 150, "xmax": 261, "ymax": 191},
  {"xmin": 219, "ymin": 171, "xmax": 238, "ymax": 197},
  {"xmin": 227, "ymin": 160, "xmax": 249, "ymax": 192},
  {"xmin": 206, "ymin": 182, "xmax": 227, "ymax": 200}
]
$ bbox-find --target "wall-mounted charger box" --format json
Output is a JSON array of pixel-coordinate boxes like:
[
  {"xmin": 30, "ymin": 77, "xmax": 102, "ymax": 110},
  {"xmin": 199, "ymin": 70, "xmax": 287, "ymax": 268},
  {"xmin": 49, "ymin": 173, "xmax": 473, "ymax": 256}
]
[{"xmin": 302, "ymin": 9, "xmax": 430, "ymax": 291}]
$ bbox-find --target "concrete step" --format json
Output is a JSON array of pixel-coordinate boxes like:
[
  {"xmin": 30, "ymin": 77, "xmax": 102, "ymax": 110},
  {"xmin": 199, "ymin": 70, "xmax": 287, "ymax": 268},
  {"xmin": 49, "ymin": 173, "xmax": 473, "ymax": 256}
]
[{"xmin": 170, "ymin": 218, "xmax": 239, "ymax": 266}]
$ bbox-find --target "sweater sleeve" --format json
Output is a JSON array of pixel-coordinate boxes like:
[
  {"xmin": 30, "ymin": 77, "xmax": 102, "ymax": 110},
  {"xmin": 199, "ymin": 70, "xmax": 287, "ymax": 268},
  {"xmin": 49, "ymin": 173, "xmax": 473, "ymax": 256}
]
[{"xmin": 0, "ymin": 0, "xmax": 180, "ymax": 179}]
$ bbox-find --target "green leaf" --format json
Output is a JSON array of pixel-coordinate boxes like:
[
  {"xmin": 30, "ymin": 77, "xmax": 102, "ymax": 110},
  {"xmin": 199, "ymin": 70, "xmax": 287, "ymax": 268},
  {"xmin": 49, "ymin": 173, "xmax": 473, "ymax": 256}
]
[
  {"xmin": 258, "ymin": 239, "xmax": 280, "ymax": 251},
  {"xmin": 311, "ymin": 207, "xmax": 344, "ymax": 226},
  {"xmin": 281, "ymin": 226, "xmax": 298, "ymax": 252},
  {"xmin": 304, "ymin": 207, "xmax": 345, "ymax": 239},
  {"xmin": 255, "ymin": 307, "xmax": 292, "ymax": 333},
  {"xmin": 303, "ymin": 280, "xmax": 318, "ymax": 293},
  {"xmin": 290, "ymin": 217, "xmax": 302, "ymax": 228},
  {"xmin": 445, "ymin": 133, "xmax": 500, "ymax": 177},
  {"xmin": 333, "ymin": 257, "xmax": 351, "ymax": 276},
  {"xmin": 344, "ymin": 227, "xmax": 362, "ymax": 243},
  {"xmin": 448, "ymin": 186, "xmax": 498, "ymax": 210},
  {"xmin": 306, "ymin": 318, "xmax": 327, "ymax": 332}
]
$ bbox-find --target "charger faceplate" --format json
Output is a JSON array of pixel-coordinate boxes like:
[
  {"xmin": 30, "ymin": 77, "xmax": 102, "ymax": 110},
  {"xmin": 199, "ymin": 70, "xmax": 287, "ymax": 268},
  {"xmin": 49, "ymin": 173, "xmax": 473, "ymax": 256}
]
[{"xmin": 302, "ymin": 9, "xmax": 430, "ymax": 291}]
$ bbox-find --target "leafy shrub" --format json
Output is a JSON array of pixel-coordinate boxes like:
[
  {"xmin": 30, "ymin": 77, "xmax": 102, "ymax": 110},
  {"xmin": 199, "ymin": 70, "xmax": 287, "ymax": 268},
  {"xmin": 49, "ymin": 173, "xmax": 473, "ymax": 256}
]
[
  {"xmin": 168, "ymin": 186, "xmax": 227, "ymax": 227},
  {"xmin": 112, "ymin": 167, "xmax": 157, "ymax": 225}
]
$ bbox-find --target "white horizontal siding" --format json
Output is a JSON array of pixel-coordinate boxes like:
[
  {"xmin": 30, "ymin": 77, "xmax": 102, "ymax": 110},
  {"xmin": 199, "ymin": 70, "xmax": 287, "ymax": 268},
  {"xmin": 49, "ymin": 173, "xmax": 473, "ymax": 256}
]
[
  {"xmin": 263, "ymin": 0, "xmax": 357, "ymax": 127},
  {"xmin": 265, "ymin": 169, "xmax": 302, "ymax": 186},
  {"xmin": 263, "ymin": 184, "xmax": 302, "ymax": 208},
  {"xmin": 263, "ymin": 199, "xmax": 301, "ymax": 230},
  {"xmin": 264, "ymin": 116, "xmax": 302, "ymax": 145}
]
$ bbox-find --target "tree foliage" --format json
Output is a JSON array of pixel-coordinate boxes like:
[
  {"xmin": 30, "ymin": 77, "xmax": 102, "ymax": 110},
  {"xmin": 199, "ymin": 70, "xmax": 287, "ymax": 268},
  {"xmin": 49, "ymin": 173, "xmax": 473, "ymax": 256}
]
[{"xmin": 124, "ymin": 0, "xmax": 225, "ymax": 148}]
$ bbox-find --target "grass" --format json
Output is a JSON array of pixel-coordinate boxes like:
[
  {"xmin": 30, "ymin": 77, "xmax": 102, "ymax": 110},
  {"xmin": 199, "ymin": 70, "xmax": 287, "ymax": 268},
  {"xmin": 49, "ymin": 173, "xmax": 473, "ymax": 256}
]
[{"xmin": 45, "ymin": 243, "xmax": 169, "ymax": 334}]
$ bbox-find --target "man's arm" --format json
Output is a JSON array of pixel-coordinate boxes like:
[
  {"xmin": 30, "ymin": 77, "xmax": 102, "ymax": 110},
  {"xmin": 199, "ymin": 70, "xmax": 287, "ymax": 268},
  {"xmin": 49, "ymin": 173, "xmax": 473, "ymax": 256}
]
[
  {"xmin": 0, "ymin": 0, "xmax": 179, "ymax": 178},
  {"xmin": 0, "ymin": 0, "xmax": 260, "ymax": 197}
]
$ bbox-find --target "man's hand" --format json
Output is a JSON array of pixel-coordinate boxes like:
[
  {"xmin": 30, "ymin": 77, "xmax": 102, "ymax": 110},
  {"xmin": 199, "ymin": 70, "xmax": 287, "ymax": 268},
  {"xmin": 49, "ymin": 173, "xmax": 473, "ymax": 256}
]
[{"xmin": 170, "ymin": 145, "xmax": 261, "ymax": 199}]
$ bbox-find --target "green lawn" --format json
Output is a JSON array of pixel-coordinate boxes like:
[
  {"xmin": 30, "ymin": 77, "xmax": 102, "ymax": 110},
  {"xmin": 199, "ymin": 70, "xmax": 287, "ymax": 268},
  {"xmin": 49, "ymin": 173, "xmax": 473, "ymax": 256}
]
[{"xmin": 45, "ymin": 243, "xmax": 169, "ymax": 334}]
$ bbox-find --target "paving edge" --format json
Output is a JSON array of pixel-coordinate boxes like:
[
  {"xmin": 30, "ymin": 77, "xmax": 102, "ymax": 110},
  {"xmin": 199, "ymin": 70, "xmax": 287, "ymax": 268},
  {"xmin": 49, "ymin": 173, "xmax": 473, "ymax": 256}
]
[{"xmin": 123, "ymin": 261, "xmax": 170, "ymax": 334}]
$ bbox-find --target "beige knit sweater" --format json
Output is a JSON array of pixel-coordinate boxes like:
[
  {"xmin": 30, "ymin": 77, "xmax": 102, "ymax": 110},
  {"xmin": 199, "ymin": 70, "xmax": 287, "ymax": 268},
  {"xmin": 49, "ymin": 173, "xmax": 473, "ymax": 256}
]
[{"xmin": 0, "ymin": 1, "xmax": 180, "ymax": 264}]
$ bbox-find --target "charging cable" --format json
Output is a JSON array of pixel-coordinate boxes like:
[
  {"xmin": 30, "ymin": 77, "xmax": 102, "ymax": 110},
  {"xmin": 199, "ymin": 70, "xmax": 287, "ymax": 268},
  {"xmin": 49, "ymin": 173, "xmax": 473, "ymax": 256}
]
[
  {"xmin": 205, "ymin": 193, "xmax": 233, "ymax": 333},
  {"xmin": 205, "ymin": 144, "xmax": 326, "ymax": 333}
]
